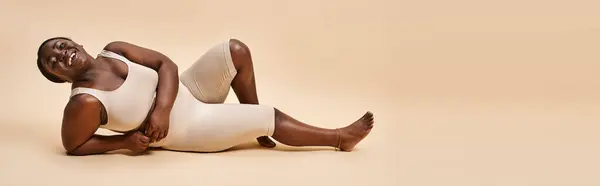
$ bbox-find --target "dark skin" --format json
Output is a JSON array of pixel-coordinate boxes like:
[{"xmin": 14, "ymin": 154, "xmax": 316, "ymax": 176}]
[
  {"xmin": 229, "ymin": 39, "xmax": 276, "ymax": 148},
  {"xmin": 39, "ymin": 38, "xmax": 374, "ymax": 156},
  {"xmin": 40, "ymin": 38, "xmax": 178, "ymax": 155}
]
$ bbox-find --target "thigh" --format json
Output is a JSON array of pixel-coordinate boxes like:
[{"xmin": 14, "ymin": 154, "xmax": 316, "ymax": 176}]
[
  {"xmin": 160, "ymin": 103, "xmax": 275, "ymax": 152},
  {"xmin": 180, "ymin": 41, "xmax": 238, "ymax": 103}
]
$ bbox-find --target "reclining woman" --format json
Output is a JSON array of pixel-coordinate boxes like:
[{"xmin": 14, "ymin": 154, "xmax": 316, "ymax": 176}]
[{"xmin": 36, "ymin": 37, "xmax": 374, "ymax": 155}]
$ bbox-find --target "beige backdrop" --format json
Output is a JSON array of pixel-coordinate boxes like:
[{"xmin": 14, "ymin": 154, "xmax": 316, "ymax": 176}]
[{"xmin": 1, "ymin": 0, "xmax": 599, "ymax": 186}]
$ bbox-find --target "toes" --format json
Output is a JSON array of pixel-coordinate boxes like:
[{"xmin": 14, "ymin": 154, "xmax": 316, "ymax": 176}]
[
  {"xmin": 360, "ymin": 112, "xmax": 374, "ymax": 121},
  {"xmin": 363, "ymin": 112, "xmax": 374, "ymax": 125},
  {"xmin": 364, "ymin": 111, "xmax": 373, "ymax": 119},
  {"xmin": 366, "ymin": 112, "xmax": 374, "ymax": 120}
]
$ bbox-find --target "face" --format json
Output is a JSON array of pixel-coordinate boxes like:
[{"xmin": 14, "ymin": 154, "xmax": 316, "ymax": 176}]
[{"xmin": 39, "ymin": 38, "xmax": 92, "ymax": 82}]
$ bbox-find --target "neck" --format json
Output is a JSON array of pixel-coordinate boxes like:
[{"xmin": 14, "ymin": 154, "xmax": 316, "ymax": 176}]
[{"xmin": 73, "ymin": 57, "xmax": 111, "ymax": 83}]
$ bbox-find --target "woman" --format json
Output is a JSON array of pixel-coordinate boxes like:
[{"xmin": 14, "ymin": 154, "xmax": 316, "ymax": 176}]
[{"xmin": 36, "ymin": 37, "xmax": 374, "ymax": 155}]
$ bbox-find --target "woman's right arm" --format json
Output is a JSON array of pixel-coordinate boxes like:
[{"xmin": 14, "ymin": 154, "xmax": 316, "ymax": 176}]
[{"xmin": 61, "ymin": 94, "xmax": 149, "ymax": 156}]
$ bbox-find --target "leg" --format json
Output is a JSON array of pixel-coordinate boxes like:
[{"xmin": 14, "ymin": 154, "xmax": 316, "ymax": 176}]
[
  {"xmin": 157, "ymin": 101, "xmax": 373, "ymax": 152},
  {"xmin": 228, "ymin": 39, "xmax": 276, "ymax": 148},
  {"xmin": 179, "ymin": 39, "xmax": 274, "ymax": 147},
  {"xmin": 271, "ymin": 108, "xmax": 374, "ymax": 151}
]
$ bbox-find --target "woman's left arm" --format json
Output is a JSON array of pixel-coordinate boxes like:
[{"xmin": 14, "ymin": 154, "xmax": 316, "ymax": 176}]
[{"xmin": 103, "ymin": 41, "xmax": 179, "ymax": 142}]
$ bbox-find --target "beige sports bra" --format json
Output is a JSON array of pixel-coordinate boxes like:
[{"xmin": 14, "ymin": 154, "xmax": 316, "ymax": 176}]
[{"xmin": 69, "ymin": 50, "xmax": 159, "ymax": 132}]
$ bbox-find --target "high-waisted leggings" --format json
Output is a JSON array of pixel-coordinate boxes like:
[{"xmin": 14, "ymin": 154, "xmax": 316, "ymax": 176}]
[{"xmin": 149, "ymin": 40, "xmax": 275, "ymax": 152}]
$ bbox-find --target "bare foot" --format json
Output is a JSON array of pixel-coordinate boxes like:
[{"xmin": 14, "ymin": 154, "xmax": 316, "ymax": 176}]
[
  {"xmin": 257, "ymin": 136, "xmax": 276, "ymax": 148},
  {"xmin": 338, "ymin": 111, "xmax": 374, "ymax": 151}
]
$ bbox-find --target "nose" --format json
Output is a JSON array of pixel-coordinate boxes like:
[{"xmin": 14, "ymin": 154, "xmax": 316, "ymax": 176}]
[
  {"xmin": 53, "ymin": 49, "xmax": 68, "ymax": 62},
  {"xmin": 61, "ymin": 50, "xmax": 68, "ymax": 61}
]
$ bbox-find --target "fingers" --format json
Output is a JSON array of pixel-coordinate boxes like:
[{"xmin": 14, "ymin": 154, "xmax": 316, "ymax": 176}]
[
  {"xmin": 141, "ymin": 137, "xmax": 149, "ymax": 151},
  {"xmin": 154, "ymin": 128, "xmax": 169, "ymax": 142},
  {"xmin": 150, "ymin": 131, "xmax": 160, "ymax": 143},
  {"xmin": 130, "ymin": 133, "xmax": 149, "ymax": 153},
  {"xmin": 155, "ymin": 132, "xmax": 163, "ymax": 142},
  {"xmin": 139, "ymin": 134, "xmax": 150, "ymax": 143},
  {"xmin": 144, "ymin": 125, "xmax": 152, "ymax": 136},
  {"xmin": 143, "ymin": 123, "xmax": 169, "ymax": 143},
  {"xmin": 145, "ymin": 126, "xmax": 157, "ymax": 142},
  {"xmin": 158, "ymin": 129, "xmax": 168, "ymax": 141}
]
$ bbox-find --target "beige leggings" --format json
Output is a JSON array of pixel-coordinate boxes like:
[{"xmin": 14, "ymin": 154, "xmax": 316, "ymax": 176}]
[
  {"xmin": 155, "ymin": 40, "xmax": 275, "ymax": 152},
  {"xmin": 180, "ymin": 40, "xmax": 238, "ymax": 103}
]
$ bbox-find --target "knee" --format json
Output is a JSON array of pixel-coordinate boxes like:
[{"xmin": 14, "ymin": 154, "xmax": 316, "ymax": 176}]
[{"xmin": 229, "ymin": 38, "xmax": 251, "ymax": 57}]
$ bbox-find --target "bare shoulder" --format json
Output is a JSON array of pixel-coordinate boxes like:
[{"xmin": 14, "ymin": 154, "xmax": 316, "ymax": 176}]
[
  {"xmin": 64, "ymin": 94, "xmax": 102, "ymax": 117},
  {"xmin": 61, "ymin": 93, "xmax": 104, "ymax": 152},
  {"xmin": 68, "ymin": 93, "xmax": 100, "ymax": 106},
  {"xmin": 100, "ymin": 41, "xmax": 173, "ymax": 70},
  {"xmin": 103, "ymin": 41, "xmax": 131, "ymax": 53}
]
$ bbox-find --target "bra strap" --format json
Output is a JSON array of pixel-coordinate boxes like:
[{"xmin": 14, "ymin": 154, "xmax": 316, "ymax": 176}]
[
  {"xmin": 70, "ymin": 87, "xmax": 108, "ymax": 107},
  {"xmin": 98, "ymin": 50, "xmax": 132, "ymax": 65}
]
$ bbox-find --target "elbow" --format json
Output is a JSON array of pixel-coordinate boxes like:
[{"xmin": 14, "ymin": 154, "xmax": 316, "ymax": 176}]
[
  {"xmin": 166, "ymin": 60, "xmax": 178, "ymax": 73},
  {"xmin": 65, "ymin": 150, "xmax": 82, "ymax": 156},
  {"xmin": 63, "ymin": 141, "xmax": 86, "ymax": 156},
  {"xmin": 64, "ymin": 145, "xmax": 82, "ymax": 156},
  {"xmin": 158, "ymin": 54, "xmax": 178, "ymax": 71},
  {"xmin": 65, "ymin": 147, "xmax": 93, "ymax": 156},
  {"xmin": 159, "ymin": 59, "xmax": 179, "ymax": 75},
  {"xmin": 65, "ymin": 148, "xmax": 82, "ymax": 156}
]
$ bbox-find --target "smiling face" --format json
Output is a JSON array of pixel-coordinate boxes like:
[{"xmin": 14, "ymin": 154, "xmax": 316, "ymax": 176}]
[{"xmin": 37, "ymin": 37, "xmax": 93, "ymax": 83}]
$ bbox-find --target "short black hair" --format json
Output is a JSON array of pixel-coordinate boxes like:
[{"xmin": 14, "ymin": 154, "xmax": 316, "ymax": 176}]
[{"xmin": 36, "ymin": 36, "xmax": 71, "ymax": 83}]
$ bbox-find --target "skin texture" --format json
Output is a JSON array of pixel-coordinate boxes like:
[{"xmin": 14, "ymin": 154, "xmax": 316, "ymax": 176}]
[
  {"xmin": 39, "ymin": 38, "xmax": 178, "ymax": 155},
  {"xmin": 228, "ymin": 39, "xmax": 276, "ymax": 148},
  {"xmin": 37, "ymin": 37, "xmax": 374, "ymax": 156},
  {"xmin": 272, "ymin": 109, "xmax": 374, "ymax": 151}
]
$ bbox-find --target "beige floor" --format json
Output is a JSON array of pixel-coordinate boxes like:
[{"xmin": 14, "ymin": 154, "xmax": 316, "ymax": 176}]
[{"xmin": 1, "ymin": 0, "xmax": 600, "ymax": 186}]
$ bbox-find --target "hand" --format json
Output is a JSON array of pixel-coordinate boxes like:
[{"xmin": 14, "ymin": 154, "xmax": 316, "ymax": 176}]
[
  {"xmin": 143, "ymin": 110, "xmax": 170, "ymax": 143},
  {"xmin": 124, "ymin": 131, "xmax": 149, "ymax": 153}
]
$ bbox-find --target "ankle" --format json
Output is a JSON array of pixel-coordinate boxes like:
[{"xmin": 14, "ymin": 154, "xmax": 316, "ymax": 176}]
[{"xmin": 334, "ymin": 128, "xmax": 342, "ymax": 150}]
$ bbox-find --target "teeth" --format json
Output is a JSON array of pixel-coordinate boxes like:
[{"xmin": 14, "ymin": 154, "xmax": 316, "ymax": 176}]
[{"xmin": 68, "ymin": 53, "xmax": 75, "ymax": 66}]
